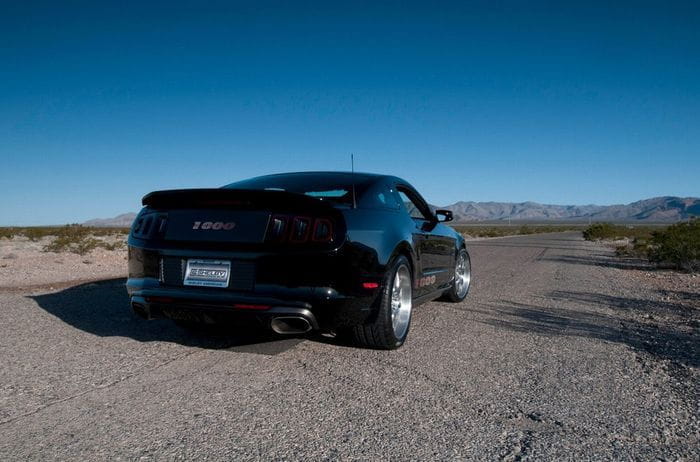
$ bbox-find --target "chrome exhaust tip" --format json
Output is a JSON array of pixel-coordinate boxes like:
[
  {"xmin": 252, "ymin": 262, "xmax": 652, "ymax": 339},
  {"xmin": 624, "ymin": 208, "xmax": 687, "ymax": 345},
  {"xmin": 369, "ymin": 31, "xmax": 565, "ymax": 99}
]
[{"xmin": 270, "ymin": 316, "xmax": 313, "ymax": 335}]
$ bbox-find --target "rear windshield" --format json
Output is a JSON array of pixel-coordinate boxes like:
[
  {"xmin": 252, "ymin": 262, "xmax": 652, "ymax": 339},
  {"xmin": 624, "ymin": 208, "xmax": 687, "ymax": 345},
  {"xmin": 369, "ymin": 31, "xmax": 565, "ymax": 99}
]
[{"xmin": 224, "ymin": 174, "xmax": 374, "ymax": 206}]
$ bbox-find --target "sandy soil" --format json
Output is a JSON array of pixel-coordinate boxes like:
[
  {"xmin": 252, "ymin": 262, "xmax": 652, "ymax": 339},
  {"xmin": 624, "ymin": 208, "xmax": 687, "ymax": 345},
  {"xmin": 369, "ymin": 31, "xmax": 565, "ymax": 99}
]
[{"xmin": 0, "ymin": 236, "xmax": 127, "ymax": 291}]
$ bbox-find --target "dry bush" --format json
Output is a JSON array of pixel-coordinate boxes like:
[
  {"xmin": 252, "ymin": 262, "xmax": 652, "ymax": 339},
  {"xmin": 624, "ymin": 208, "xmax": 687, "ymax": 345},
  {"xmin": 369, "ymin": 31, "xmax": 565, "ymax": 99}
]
[
  {"xmin": 649, "ymin": 220, "xmax": 700, "ymax": 272},
  {"xmin": 22, "ymin": 226, "xmax": 130, "ymax": 255},
  {"xmin": 453, "ymin": 224, "xmax": 582, "ymax": 238},
  {"xmin": 582, "ymin": 223, "xmax": 656, "ymax": 241}
]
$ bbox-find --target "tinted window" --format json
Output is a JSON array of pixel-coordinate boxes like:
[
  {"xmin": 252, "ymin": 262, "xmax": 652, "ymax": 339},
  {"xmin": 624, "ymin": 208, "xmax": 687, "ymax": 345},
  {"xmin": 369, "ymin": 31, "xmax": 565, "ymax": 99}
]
[
  {"xmin": 398, "ymin": 190, "xmax": 429, "ymax": 220},
  {"xmin": 225, "ymin": 173, "xmax": 375, "ymax": 206},
  {"xmin": 361, "ymin": 183, "xmax": 401, "ymax": 210}
]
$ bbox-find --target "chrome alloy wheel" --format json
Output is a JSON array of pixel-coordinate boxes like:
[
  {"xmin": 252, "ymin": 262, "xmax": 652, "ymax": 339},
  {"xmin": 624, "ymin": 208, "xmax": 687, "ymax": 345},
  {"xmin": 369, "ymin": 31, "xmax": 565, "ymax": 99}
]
[
  {"xmin": 455, "ymin": 251, "xmax": 471, "ymax": 298},
  {"xmin": 390, "ymin": 265, "xmax": 412, "ymax": 339}
]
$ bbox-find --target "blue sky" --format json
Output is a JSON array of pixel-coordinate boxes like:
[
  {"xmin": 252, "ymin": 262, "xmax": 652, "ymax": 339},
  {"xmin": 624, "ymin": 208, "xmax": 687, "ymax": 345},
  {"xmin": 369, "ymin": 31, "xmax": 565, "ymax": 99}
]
[{"xmin": 1, "ymin": 1, "xmax": 698, "ymax": 225}]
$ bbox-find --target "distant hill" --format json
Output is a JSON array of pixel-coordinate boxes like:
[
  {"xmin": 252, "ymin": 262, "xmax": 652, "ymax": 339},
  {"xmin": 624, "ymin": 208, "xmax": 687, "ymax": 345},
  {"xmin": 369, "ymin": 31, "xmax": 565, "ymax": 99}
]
[
  {"xmin": 84, "ymin": 196, "xmax": 699, "ymax": 226},
  {"xmin": 442, "ymin": 196, "xmax": 700, "ymax": 222},
  {"xmin": 83, "ymin": 213, "xmax": 137, "ymax": 227}
]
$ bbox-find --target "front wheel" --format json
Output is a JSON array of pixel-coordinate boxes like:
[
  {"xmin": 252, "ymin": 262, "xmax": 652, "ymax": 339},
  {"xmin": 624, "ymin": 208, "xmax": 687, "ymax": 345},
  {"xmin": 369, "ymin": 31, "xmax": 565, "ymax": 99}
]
[
  {"xmin": 442, "ymin": 248, "xmax": 471, "ymax": 302},
  {"xmin": 347, "ymin": 255, "xmax": 413, "ymax": 349}
]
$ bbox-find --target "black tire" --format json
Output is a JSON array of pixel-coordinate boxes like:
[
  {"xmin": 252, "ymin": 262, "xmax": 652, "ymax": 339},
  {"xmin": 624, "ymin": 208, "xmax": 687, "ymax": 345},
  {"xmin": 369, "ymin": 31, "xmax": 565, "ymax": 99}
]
[
  {"xmin": 347, "ymin": 255, "xmax": 413, "ymax": 350},
  {"xmin": 442, "ymin": 248, "xmax": 471, "ymax": 302}
]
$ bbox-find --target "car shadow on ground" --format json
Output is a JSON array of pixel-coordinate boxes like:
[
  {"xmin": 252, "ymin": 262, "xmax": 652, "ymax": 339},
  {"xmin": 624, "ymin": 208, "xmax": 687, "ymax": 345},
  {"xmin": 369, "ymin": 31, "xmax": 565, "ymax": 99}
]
[
  {"xmin": 28, "ymin": 278, "xmax": 304, "ymax": 356},
  {"xmin": 476, "ymin": 294, "xmax": 698, "ymax": 369}
]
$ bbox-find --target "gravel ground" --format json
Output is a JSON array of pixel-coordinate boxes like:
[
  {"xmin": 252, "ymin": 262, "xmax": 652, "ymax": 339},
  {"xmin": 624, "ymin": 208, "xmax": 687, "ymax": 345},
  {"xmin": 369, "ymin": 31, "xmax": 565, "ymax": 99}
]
[
  {"xmin": 0, "ymin": 236, "xmax": 126, "ymax": 290},
  {"xmin": 0, "ymin": 232, "xmax": 697, "ymax": 460}
]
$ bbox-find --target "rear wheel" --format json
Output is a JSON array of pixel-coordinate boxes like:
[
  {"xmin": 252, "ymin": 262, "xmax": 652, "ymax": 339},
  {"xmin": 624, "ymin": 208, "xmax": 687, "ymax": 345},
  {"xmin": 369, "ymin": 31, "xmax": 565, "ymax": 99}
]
[
  {"xmin": 442, "ymin": 248, "xmax": 471, "ymax": 302},
  {"xmin": 348, "ymin": 255, "xmax": 413, "ymax": 349}
]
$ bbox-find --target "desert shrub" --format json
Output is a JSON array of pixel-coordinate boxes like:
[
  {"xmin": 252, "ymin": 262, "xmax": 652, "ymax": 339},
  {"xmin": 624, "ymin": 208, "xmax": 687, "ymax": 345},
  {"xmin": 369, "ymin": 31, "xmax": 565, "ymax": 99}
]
[
  {"xmin": 0, "ymin": 228, "xmax": 16, "ymax": 239},
  {"xmin": 101, "ymin": 240, "xmax": 126, "ymax": 251},
  {"xmin": 0, "ymin": 225, "xmax": 128, "ymax": 252},
  {"xmin": 22, "ymin": 227, "xmax": 59, "ymax": 241},
  {"xmin": 582, "ymin": 223, "xmax": 617, "ymax": 240},
  {"xmin": 86, "ymin": 227, "xmax": 130, "ymax": 237},
  {"xmin": 453, "ymin": 224, "xmax": 583, "ymax": 238},
  {"xmin": 43, "ymin": 235, "xmax": 110, "ymax": 255},
  {"xmin": 41, "ymin": 225, "xmax": 127, "ymax": 255},
  {"xmin": 648, "ymin": 220, "xmax": 700, "ymax": 272},
  {"xmin": 0, "ymin": 226, "xmax": 128, "ymax": 240},
  {"xmin": 478, "ymin": 227, "xmax": 508, "ymax": 238},
  {"xmin": 614, "ymin": 237, "xmax": 651, "ymax": 258},
  {"xmin": 582, "ymin": 223, "xmax": 656, "ymax": 241},
  {"xmin": 75, "ymin": 237, "xmax": 101, "ymax": 255},
  {"xmin": 43, "ymin": 234, "xmax": 92, "ymax": 254}
]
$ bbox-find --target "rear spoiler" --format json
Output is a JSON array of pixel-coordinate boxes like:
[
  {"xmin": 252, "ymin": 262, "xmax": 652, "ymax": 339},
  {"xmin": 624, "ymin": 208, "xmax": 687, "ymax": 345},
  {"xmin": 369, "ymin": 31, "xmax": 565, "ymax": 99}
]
[{"xmin": 142, "ymin": 188, "xmax": 339, "ymax": 213}]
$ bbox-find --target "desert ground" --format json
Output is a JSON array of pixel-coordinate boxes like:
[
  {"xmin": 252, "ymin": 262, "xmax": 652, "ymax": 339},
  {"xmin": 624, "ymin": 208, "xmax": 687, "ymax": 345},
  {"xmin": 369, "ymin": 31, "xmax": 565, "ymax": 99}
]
[
  {"xmin": 0, "ymin": 234, "xmax": 127, "ymax": 291},
  {"xmin": 0, "ymin": 232, "xmax": 698, "ymax": 460}
]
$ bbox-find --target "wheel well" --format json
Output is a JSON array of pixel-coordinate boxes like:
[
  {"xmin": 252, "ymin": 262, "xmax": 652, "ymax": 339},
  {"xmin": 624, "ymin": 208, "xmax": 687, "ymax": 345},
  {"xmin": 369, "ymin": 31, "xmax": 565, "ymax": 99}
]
[
  {"xmin": 391, "ymin": 243, "xmax": 415, "ymax": 278},
  {"xmin": 457, "ymin": 240, "xmax": 467, "ymax": 256}
]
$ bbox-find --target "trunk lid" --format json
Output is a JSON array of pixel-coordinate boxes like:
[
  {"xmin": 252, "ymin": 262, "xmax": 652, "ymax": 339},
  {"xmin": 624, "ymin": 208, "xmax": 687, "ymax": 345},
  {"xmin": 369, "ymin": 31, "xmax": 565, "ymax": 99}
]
[{"xmin": 133, "ymin": 188, "xmax": 344, "ymax": 247}]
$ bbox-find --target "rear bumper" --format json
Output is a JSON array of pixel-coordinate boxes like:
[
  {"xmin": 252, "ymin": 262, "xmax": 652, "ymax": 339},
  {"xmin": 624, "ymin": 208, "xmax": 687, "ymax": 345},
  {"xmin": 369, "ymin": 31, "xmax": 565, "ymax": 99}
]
[
  {"xmin": 127, "ymin": 277, "xmax": 377, "ymax": 331},
  {"xmin": 126, "ymin": 240, "xmax": 385, "ymax": 331},
  {"xmin": 130, "ymin": 293, "xmax": 319, "ymax": 333}
]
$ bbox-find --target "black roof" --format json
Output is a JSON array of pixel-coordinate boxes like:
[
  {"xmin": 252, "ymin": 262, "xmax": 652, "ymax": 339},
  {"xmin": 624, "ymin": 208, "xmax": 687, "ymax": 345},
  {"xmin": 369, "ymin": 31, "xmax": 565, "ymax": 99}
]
[
  {"xmin": 224, "ymin": 171, "xmax": 407, "ymax": 189},
  {"xmin": 223, "ymin": 171, "xmax": 411, "ymax": 207},
  {"xmin": 236, "ymin": 171, "xmax": 389, "ymax": 182}
]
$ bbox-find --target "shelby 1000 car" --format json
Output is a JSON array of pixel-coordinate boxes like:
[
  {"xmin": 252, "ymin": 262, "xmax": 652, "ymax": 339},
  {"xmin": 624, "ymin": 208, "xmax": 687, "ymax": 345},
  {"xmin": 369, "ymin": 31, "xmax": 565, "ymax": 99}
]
[{"xmin": 127, "ymin": 172, "xmax": 471, "ymax": 349}]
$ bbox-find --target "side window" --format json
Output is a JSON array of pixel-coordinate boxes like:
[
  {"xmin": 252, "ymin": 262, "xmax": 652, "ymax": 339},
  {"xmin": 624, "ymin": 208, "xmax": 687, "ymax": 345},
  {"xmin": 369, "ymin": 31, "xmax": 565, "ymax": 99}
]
[
  {"xmin": 397, "ymin": 190, "xmax": 429, "ymax": 220},
  {"xmin": 378, "ymin": 185, "xmax": 400, "ymax": 209},
  {"xmin": 363, "ymin": 184, "xmax": 402, "ymax": 210}
]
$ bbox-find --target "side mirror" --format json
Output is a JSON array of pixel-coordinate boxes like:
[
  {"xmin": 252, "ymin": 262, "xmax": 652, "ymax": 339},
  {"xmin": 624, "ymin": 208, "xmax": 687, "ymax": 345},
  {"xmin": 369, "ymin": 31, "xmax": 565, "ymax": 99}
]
[{"xmin": 435, "ymin": 210, "xmax": 453, "ymax": 222}]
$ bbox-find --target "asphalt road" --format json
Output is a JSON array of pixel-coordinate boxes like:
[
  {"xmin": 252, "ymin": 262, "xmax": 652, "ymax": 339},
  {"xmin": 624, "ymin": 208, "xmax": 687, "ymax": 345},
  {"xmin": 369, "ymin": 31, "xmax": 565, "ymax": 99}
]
[{"xmin": 1, "ymin": 232, "xmax": 697, "ymax": 460}]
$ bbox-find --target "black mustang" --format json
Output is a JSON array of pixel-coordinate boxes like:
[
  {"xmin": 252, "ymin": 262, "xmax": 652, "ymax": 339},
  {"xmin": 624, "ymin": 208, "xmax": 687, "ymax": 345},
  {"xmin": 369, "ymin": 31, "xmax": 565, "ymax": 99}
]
[{"xmin": 127, "ymin": 172, "xmax": 471, "ymax": 349}]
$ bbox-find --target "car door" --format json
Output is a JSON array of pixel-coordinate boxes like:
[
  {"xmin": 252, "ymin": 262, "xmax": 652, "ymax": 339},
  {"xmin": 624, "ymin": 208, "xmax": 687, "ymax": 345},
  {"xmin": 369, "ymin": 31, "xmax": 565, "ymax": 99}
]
[
  {"xmin": 395, "ymin": 186, "xmax": 453, "ymax": 296},
  {"xmin": 424, "ymin": 220, "xmax": 458, "ymax": 288}
]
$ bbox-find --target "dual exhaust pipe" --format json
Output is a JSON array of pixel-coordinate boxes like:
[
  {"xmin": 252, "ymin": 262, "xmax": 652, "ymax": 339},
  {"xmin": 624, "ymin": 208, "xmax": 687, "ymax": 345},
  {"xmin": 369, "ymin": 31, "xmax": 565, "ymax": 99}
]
[
  {"xmin": 132, "ymin": 298, "xmax": 314, "ymax": 334},
  {"xmin": 270, "ymin": 316, "xmax": 313, "ymax": 335}
]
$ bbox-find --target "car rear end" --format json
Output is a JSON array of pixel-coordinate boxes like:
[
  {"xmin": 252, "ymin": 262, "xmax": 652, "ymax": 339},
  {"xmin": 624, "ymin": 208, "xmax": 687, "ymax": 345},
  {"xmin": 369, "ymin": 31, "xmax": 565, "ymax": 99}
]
[{"xmin": 126, "ymin": 188, "xmax": 377, "ymax": 333}]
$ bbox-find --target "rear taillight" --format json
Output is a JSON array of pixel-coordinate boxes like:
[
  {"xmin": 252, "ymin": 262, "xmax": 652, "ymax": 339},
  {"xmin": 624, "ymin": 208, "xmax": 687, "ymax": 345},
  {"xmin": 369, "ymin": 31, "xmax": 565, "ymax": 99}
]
[
  {"xmin": 268, "ymin": 215, "xmax": 288, "ymax": 242},
  {"xmin": 266, "ymin": 215, "xmax": 334, "ymax": 243},
  {"xmin": 290, "ymin": 217, "xmax": 311, "ymax": 242},
  {"xmin": 312, "ymin": 219, "xmax": 332, "ymax": 242},
  {"xmin": 132, "ymin": 212, "xmax": 167, "ymax": 239}
]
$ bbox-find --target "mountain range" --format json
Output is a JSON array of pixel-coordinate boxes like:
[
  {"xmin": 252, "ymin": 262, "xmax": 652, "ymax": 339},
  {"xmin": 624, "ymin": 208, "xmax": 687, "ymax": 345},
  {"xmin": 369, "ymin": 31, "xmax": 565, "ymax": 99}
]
[
  {"xmin": 83, "ymin": 213, "xmax": 138, "ymax": 227},
  {"xmin": 441, "ymin": 196, "xmax": 699, "ymax": 223},
  {"xmin": 84, "ymin": 196, "xmax": 699, "ymax": 226}
]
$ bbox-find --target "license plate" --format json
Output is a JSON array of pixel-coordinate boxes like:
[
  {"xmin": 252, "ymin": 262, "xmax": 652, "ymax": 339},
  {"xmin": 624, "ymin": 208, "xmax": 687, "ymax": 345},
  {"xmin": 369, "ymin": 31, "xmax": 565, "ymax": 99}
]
[{"xmin": 183, "ymin": 259, "xmax": 231, "ymax": 288}]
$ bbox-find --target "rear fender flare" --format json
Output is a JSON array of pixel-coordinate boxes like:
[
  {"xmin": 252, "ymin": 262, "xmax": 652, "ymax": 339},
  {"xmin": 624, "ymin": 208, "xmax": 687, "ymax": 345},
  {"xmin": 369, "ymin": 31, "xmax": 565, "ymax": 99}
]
[{"xmin": 387, "ymin": 241, "xmax": 417, "ymax": 284}]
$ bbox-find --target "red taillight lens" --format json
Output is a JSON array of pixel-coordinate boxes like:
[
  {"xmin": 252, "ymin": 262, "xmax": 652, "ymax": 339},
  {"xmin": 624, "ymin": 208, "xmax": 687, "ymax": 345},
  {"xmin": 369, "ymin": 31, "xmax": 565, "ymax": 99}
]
[
  {"xmin": 132, "ymin": 212, "xmax": 167, "ymax": 239},
  {"xmin": 266, "ymin": 215, "xmax": 334, "ymax": 243},
  {"xmin": 268, "ymin": 216, "xmax": 288, "ymax": 242},
  {"xmin": 233, "ymin": 303, "xmax": 270, "ymax": 310},
  {"xmin": 312, "ymin": 219, "xmax": 333, "ymax": 242},
  {"xmin": 290, "ymin": 217, "xmax": 311, "ymax": 242}
]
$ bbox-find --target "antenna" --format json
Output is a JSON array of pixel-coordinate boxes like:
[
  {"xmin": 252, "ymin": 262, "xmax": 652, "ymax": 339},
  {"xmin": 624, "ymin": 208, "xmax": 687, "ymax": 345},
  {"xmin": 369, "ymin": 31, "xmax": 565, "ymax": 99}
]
[{"xmin": 351, "ymin": 153, "xmax": 357, "ymax": 209}]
